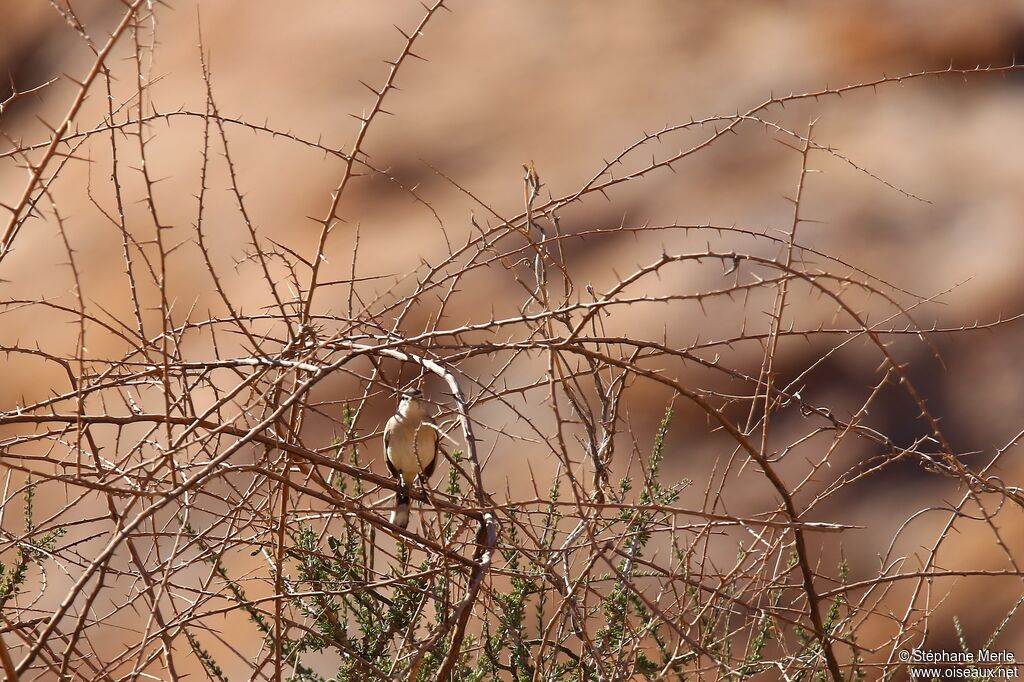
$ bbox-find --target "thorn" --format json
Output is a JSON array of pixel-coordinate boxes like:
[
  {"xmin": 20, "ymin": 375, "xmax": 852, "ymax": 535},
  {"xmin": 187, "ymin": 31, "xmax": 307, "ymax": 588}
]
[
  {"xmin": 774, "ymin": 138, "xmax": 802, "ymax": 153},
  {"xmin": 34, "ymin": 115, "xmax": 58, "ymax": 134},
  {"xmin": 62, "ymin": 72, "xmax": 86, "ymax": 88}
]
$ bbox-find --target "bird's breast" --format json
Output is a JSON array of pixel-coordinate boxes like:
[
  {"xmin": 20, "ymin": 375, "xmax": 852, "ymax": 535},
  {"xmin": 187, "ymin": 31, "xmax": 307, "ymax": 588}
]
[{"xmin": 386, "ymin": 422, "xmax": 435, "ymax": 478}]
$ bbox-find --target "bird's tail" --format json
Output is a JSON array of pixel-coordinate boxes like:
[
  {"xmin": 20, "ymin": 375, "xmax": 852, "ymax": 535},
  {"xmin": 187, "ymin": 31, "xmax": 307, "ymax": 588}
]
[{"xmin": 390, "ymin": 489, "xmax": 410, "ymax": 528}]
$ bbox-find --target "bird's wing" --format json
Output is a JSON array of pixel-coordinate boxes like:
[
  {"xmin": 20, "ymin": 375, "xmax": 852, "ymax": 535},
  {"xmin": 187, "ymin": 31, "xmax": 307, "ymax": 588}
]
[
  {"xmin": 421, "ymin": 419, "xmax": 440, "ymax": 479},
  {"xmin": 383, "ymin": 416, "xmax": 400, "ymax": 479}
]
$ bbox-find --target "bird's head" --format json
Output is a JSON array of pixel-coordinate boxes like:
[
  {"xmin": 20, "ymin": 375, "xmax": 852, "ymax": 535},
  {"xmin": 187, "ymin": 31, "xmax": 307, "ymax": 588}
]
[{"xmin": 398, "ymin": 388, "xmax": 428, "ymax": 419}]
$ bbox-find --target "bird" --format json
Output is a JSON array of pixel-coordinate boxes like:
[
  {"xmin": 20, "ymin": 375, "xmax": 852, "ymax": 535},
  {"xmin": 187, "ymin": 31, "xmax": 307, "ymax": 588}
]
[{"xmin": 383, "ymin": 388, "xmax": 439, "ymax": 528}]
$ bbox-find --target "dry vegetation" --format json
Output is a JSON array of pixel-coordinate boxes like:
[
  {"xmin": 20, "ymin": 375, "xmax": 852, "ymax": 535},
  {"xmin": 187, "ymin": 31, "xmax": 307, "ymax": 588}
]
[{"xmin": 2, "ymin": 1, "xmax": 1024, "ymax": 680}]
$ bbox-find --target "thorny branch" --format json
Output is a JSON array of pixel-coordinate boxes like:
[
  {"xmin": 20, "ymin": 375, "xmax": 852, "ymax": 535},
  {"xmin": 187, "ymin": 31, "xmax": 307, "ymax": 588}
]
[{"xmin": 0, "ymin": 2, "xmax": 1023, "ymax": 681}]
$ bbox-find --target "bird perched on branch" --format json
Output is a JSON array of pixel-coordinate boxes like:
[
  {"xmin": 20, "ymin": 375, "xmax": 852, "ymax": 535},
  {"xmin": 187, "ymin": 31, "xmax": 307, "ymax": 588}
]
[{"xmin": 384, "ymin": 388, "xmax": 439, "ymax": 528}]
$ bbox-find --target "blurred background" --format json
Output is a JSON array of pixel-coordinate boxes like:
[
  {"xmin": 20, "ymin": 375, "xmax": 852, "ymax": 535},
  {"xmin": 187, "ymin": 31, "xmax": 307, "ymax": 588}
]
[{"xmin": 4, "ymin": 0, "xmax": 1024, "ymax": 676}]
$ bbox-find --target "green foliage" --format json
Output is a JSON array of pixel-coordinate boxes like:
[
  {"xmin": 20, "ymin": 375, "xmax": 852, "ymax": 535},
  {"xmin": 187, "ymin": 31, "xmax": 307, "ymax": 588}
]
[
  {"xmin": 0, "ymin": 480, "xmax": 66, "ymax": 607},
  {"xmin": 595, "ymin": 407, "xmax": 688, "ymax": 679},
  {"xmin": 784, "ymin": 558, "xmax": 866, "ymax": 682},
  {"xmin": 185, "ymin": 630, "xmax": 230, "ymax": 682}
]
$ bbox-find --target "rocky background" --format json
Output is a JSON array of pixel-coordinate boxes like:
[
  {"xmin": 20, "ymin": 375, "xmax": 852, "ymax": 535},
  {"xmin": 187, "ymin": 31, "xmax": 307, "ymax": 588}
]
[{"xmin": 3, "ymin": 0, "xmax": 1024, "ymax": 676}]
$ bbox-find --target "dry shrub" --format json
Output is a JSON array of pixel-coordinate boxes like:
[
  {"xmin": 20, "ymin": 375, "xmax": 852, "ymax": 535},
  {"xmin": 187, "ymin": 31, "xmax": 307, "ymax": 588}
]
[{"xmin": 1, "ymin": 2, "xmax": 1023, "ymax": 680}]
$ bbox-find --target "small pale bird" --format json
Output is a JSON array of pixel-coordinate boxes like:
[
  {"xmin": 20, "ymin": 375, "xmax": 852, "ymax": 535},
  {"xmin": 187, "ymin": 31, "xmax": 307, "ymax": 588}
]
[{"xmin": 383, "ymin": 389, "xmax": 439, "ymax": 528}]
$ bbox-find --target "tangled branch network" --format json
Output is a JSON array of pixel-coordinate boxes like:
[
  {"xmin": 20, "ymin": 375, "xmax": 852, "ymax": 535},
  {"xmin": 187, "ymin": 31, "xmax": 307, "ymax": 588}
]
[{"xmin": 0, "ymin": 2, "xmax": 1023, "ymax": 680}]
